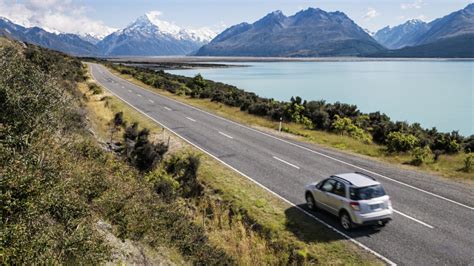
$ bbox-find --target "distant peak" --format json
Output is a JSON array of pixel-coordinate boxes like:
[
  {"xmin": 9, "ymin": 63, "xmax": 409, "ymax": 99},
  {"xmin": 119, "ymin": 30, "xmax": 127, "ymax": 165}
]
[
  {"xmin": 407, "ymin": 18, "xmax": 424, "ymax": 24},
  {"xmin": 271, "ymin": 10, "xmax": 284, "ymax": 15},
  {"xmin": 264, "ymin": 9, "xmax": 286, "ymax": 19},
  {"xmin": 301, "ymin": 7, "xmax": 325, "ymax": 14}
]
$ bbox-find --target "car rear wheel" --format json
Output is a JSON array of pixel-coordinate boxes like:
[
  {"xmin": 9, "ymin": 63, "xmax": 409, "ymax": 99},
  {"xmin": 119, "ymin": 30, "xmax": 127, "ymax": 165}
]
[
  {"xmin": 305, "ymin": 193, "xmax": 317, "ymax": 210},
  {"xmin": 340, "ymin": 212, "xmax": 353, "ymax": 231}
]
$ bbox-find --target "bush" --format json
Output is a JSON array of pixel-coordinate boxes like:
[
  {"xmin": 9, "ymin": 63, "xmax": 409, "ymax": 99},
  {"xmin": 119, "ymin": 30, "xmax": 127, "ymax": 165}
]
[
  {"xmin": 87, "ymin": 82, "xmax": 103, "ymax": 95},
  {"xmin": 310, "ymin": 110, "xmax": 331, "ymax": 130},
  {"xmin": 122, "ymin": 124, "xmax": 168, "ymax": 172},
  {"xmin": 386, "ymin": 131, "xmax": 419, "ymax": 152},
  {"xmin": 107, "ymin": 64, "xmax": 468, "ymax": 156},
  {"xmin": 145, "ymin": 170, "xmax": 180, "ymax": 201},
  {"xmin": 411, "ymin": 146, "xmax": 433, "ymax": 166},
  {"xmin": 165, "ymin": 154, "xmax": 203, "ymax": 198},
  {"xmin": 462, "ymin": 153, "xmax": 473, "ymax": 173},
  {"xmin": 462, "ymin": 135, "xmax": 474, "ymax": 153},
  {"xmin": 332, "ymin": 115, "xmax": 372, "ymax": 144}
]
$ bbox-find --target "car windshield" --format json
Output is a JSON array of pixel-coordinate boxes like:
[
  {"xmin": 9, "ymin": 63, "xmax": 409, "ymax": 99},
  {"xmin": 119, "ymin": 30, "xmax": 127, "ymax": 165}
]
[{"xmin": 350, "ymin": 185, "xmax": 386, "ymax": 200}]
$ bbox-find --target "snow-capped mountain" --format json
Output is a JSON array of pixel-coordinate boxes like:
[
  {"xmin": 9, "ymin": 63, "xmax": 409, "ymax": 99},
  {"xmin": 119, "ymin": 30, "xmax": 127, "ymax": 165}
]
[
  {"xmin": 79, "ymin": 33, "xmax": 102, "ymax": 45},
  {"xmin": 0, "ymin": 16, "xmax": 99, "ymax": 56},
  {"xmin": 375, "ymin": 3, "xmax": 474, "ymax": 50},
  {"xmin": 374, "ymin": 19, "xmax": 430, "ymax": 49},
  {"xmin": 97, "ymin": 13, "xmax": 216, "ymax": 56}
]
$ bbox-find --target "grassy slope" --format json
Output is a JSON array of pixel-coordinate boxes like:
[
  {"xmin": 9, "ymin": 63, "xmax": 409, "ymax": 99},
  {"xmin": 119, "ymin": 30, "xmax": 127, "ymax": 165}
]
[
  {"xmin": 85, "ymin": 65, "xmax": 381, "ymax": 264},
  {"xmin": 107, "ymin": 67, "xmax": 473, "ymax": 182}
]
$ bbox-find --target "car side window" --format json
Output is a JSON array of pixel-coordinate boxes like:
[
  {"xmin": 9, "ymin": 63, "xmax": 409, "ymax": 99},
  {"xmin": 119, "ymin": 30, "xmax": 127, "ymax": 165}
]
[
  {"xmin": 332, "ymin": 181, "xmax": 346, "ymax": 197},
  {"xmin": 321, "ymin": 179, "xmax": 336, "ymax": 192}
]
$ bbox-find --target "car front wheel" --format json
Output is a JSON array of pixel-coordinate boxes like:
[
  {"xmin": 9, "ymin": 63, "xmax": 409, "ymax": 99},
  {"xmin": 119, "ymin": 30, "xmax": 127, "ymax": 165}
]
[{"xmin": 305, "ymin": 193, "xmax": 317, "ymax": 210}]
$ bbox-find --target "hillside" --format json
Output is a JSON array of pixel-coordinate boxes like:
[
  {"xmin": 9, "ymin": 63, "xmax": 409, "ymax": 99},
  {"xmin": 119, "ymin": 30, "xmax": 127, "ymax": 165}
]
[
  {"xmin": 1, "ymin": 37, "xmax": 380, "ymax": 264},
  {"xmin": 370, "ymin": 33, "xmax": 474, "ymax": 58},
  {"xmin": 196, "ymin": 8, "xmax": 385, "ymax": 57}
]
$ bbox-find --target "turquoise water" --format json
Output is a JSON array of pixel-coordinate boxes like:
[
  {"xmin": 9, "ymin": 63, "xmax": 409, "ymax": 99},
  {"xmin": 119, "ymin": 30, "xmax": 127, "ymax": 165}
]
[{"xmin": 168, "ymin": 61, "xmax": 474, "ymax": 136}]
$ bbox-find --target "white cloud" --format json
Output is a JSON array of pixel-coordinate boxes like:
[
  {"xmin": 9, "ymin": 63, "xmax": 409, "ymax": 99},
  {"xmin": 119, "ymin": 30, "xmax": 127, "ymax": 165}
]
[
  {"xmin": 401, "ymin": 0, "xmax": 424, "ymax": 10},
  {"xmin": 0, "ymin": 0, "xmax": 116, "ymax": 38},
  {"xmin": 363, "ymin": 7, "xmax": 379, "ymax": 20}
]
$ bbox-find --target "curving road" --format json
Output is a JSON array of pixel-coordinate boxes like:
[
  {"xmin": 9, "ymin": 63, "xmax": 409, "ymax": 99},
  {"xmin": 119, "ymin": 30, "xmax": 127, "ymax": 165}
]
[{"xmin": 88, "ymin": 63, "xmax": 474, "ymax": 265}]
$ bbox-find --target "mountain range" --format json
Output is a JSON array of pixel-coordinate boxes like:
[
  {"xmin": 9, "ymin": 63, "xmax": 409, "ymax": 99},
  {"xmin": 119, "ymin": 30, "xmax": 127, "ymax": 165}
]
[
  {"xmin": 375, "ymin": 3, "xmax": 474, "ymax": 50},
  {"xmin": 0, "ymin": 13, "xmax": 215, "ymax": 56},
  {"xmin": 196, "ymin": 8, "xmax": 385, "ymax": 57},
  {"xmin": 0, "ymin": 17, "xmax": 98, "ymax": 56},
  {"xmin": 97, "ymin": 14, "xmax": 215, "ymax": 56},
  {"xmin": 0, "ymin": 4, "xmax": 473, "ymax": 57}
]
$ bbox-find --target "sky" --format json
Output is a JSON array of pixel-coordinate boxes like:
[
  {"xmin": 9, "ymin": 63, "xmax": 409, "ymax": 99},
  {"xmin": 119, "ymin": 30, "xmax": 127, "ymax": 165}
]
[{"xmin": 0, "ymin": 0, "xmax": 471, "ymax": 37}]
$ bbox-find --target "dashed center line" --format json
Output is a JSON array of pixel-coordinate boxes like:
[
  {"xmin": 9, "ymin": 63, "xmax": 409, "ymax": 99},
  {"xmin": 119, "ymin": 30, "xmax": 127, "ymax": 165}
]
[
  {"xmin": 272, "ymin": 156, "xmax": 300, "ymax": 169},
  {"xmin": 137, "ymin": 94, "xmax": 142, "ymax": 97},
  {"xmin": 186, "ymin": 117, "xmax": 196, "ymax": 122},
  {"xmin": 148, "ymin": 99, "xmax": 154, "ymax": 103},
  {"xmin": 393, "ymin": 210, "xmax": 434, "ymax": 229},
  {"xmin": 164, "ymin": 106, "xmax": 172, "ymax": 111},
  {"xmin": 128, "ymin": 89, "xmax": 132, "ymax": 93},
  {"xmin": 218, "ymin": 131, "xmax": 233, "ymax": 139}
]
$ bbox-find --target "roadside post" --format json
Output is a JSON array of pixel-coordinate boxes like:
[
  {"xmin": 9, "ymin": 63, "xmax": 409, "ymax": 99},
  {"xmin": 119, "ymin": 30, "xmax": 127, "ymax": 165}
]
[{"xmin": 279, "ymin": 117, "xmax": 282, "ymax": 133}]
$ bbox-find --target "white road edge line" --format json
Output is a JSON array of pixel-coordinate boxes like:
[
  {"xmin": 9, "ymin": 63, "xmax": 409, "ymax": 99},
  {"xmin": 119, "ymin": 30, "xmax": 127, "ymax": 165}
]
[
  {"xmin": 164, "ymin": 106, "xmax": 172, "ymax": 111},
  {"xmin": 186, "ymin": 117, "xmax": 196, "ymax": 122},
  {"xmin": 89, "ymin": 64, "xmax": 396, "ymax": 266},
  {"xmin": 393, "ymin": 210, "xmax": 434, "ymax": 229},
  {"xmin": 273, "ymin": 156, "xmax": 300, "ymax": 169},
  {"xmin": 218, "ymin": 131, "xmax": 233, "ymax": 139},
  {"xmin": 104, "ymin": 65, "xmax": 473, "ymax": 211}
]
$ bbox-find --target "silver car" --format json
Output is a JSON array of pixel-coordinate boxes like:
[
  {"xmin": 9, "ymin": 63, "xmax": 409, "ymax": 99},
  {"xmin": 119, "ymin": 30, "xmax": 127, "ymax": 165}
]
[{"xmin": 305, "ymin": 172, "xmax": 393, "ymax": 230}]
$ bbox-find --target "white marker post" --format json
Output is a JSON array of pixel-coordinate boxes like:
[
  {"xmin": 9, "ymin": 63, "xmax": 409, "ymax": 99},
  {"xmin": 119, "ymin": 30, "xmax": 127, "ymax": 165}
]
[{"xmin": 279, "ymin": 117, "xmax": 282, "ymax": 133}]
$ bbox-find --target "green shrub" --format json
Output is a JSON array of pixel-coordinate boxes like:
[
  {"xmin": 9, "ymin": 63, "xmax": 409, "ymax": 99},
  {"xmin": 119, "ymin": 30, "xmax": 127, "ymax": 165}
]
[
  {"xmin": 87, "ymin": 82, "xmax": 103, "ymax": 95},
  {"xmin": 386, "ymin": 131, "xmax": 419, "ymax": 152},
  {"xmin": 411, "ymin": 146, "xmax": 433, "ymax": 166},
  {"xmin": 332, "ymin": 115, "xmax": 372, "ymax": 143},
  {"xmin": 145, "ymin": 170, "xmax": 179, "ymax": 201},
  {"xmin": 165, "ymin": 154, "xmax": 203, "ymax": 198},
  {"xmin": 107, "ymin": 63, "xmax": 469, "ymax": 155},
  {"xmin": 463, "ymin": 153, "xmax": 473, "ymax": 173}
]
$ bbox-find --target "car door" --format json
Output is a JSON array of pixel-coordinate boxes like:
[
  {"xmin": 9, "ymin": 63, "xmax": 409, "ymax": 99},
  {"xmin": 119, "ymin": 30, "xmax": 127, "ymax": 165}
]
[
  {"xmin": 315, "ymin": 178, "xmax": 338, "ymax": 214},
  {"xmin": 325, "ymin": 181, "xmax": 347, "ymax": 214}
]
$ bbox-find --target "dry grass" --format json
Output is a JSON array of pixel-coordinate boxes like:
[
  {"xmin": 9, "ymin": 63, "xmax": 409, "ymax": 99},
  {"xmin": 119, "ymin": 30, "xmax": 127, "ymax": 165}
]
[
  {"xmin": 85, "ymin": 65, "xmax": 382, "ymax": 264},
  {"xmin": 108, "ymin": 67, "xmax": 474, "ymax": 182}
]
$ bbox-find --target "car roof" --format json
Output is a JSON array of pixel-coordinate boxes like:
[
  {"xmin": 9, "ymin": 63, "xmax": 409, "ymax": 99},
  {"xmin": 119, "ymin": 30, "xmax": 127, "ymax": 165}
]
[{"xmin": 331, "ymin": 173, "xmax": 380, "ymax": 187}]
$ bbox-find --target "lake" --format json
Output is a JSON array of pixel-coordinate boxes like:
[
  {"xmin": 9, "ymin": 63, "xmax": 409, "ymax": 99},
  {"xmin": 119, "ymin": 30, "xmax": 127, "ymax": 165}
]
[{"xmin": 167, "ymin": 61, "xmax": 473, "ymax": 136}]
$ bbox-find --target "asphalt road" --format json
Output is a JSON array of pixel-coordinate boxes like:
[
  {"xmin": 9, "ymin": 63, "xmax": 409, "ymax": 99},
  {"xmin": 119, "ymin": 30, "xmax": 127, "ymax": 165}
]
[{"xmin": 89, "ymin": 63, "xmax": 474, "ymax": 265}]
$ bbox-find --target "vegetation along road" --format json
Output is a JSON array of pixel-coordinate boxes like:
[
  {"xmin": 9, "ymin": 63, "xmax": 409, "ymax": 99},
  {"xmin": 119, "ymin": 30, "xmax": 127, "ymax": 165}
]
[{"xmin": 89, "ymin": 63, "xmax": 473, "ymax": 265}]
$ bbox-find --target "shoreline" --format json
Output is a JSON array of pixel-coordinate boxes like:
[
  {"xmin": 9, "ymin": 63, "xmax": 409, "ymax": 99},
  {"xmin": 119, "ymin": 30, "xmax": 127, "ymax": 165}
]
[{"xmin": 106, "ymin": 56, "xmax": 474, "ymax": 64}]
